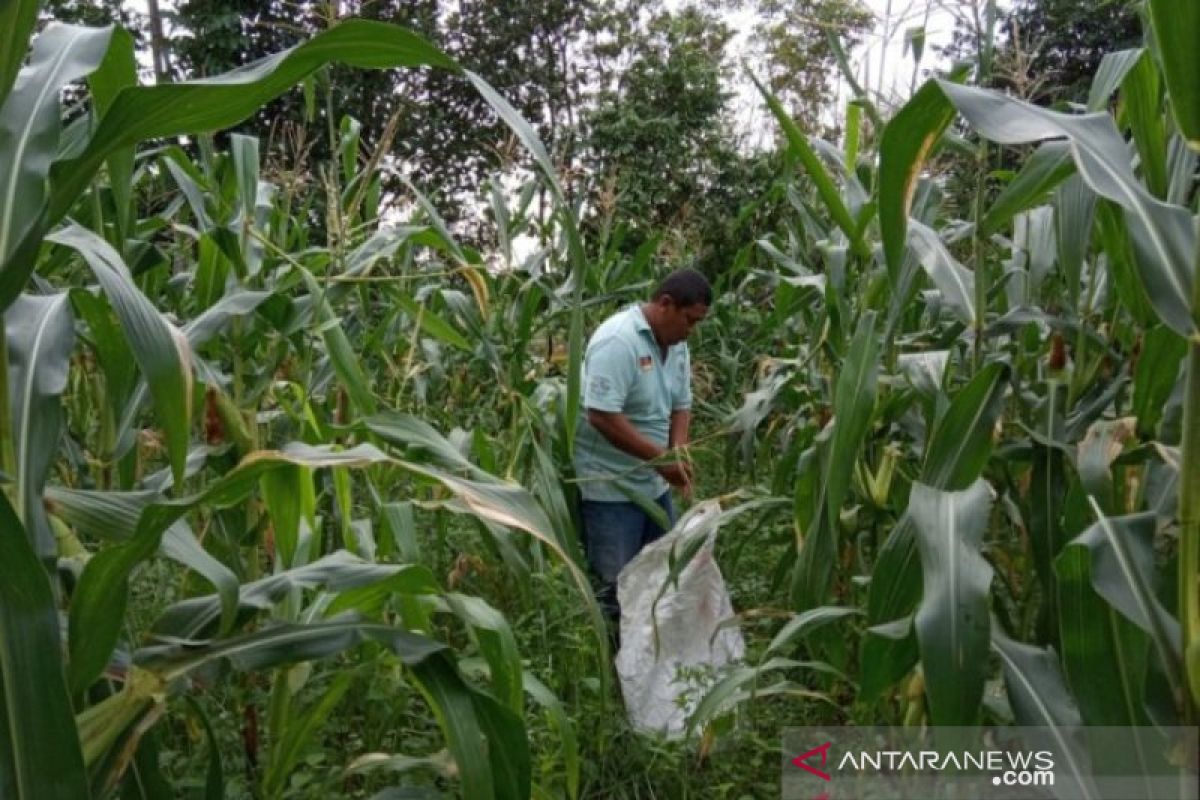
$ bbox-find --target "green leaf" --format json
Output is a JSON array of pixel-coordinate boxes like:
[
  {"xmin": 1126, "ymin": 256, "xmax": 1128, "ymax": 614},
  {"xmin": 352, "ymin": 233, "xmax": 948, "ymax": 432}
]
[
  {"xmin": 182, "ymin": 696, "xmax": 224, "ymax": 800},
  {"xmin": 991, "ymin": 629, "xmax": 1099, "ymax": 800},
  {"xmin": 137, "ymin": 615, "xmax": 445, "ymax": 676},
  {"xmin": 380, "ymin": 501, "xmax": 420, "ymax": 563},
  {"xmin": 1071, "ymin": 504, "xmax": 1184, "ymax": 705},
  {"xmin": 1055, "ymin": 545, "xmax": 1150, "ymax": 726},
  {"xmin": 0, "ymin": 0, "xmax": 39, "ymax": 111},
  {"xmin": 878, "ymin": 78, "xmax": 958, "ymax": 280},
  {"xmin": 230, "ymin": 133, "xmax": 259, "ymax": 223},
  {"xmin": 1054, "ymin": 175, "xmax": 1098, "ymax": 310},
  {"xmin": 262, "ymin": 671, "xmax": 354, "ymax": 799},
  {"xmin": 1122, "ymin": 50, "xmax": 1168, "ymax": 199},
  {"xmin": 5, "ymin": 292, "xmax": 73, "ymax": 563},
  {"xmin": 71, "ymin": 289, "xmax": 136, "ymax": 440},
  {"xmin": 463, "ymin": 71, "xmax": 561, "ymax": 206},
  {"xmin": 151, "ymin": 614, "xmax": 530, "ymax": 800},
  {"xmin": 897, "ymin": 349, "xmax": 949, "ymax": 400},
  {"xmin": 184, "ymin": 288, "xmax": 271, "ymax": 347},
  {"xmin": 153, "ymin": 550, "xmax": 438, "ymax": 641},
  {"xmin": 47, "ymin": 21, "xmax": 456, "ymax": 225},
  {"xmin": 0, "ymin": 492, "xmax": 89, "ymax": 800},
  {"xmin": 765, "ymin": 607, "xmax": 860, "ymax": 657},
  {"xmin": 687, "ymin": 657, "xmax": 840, "ymax": 734},
  {"xmin": 1087, "ymin": 49, "xmax": 1145, "ymax": 112},
  {"xmin": 935, "ymin": 78, "xmax": 1196, "ymax": 337},
  {"xmin": 908, "ymin": 221, "xmax": 976, "ymax": 326},
  {"xmin": 87, "ymin": 26, "xmax": 136, "ymax": 241},
  {"xmin": 390, "ymin": 290, "xmax": 472, "ymax": 352},
  {"xmin": 409, "ymin": 653, "xmax": 530, "ymax": 800},
  {"xmin": 47, "ymin": 485, "xmax": 242, "ymax": 643},
  {"xmin": 0, "ymin": 23, "xmax": 113, "ymax": 304},
  {"xmin": 863, "ymin": 363, "xmax": 1009, "ymax": 697},
  {"xmin": 398, "ymin": 459, "xmax": 609, "ymax": 670},
  {"xmin": 462, "ymin": 69, "xmax": 588, "ymax": 457},
  {"xmin": 48, "ymin": 224, "xmax": 193, "ymax": 489},
  {"xmin": 522, "ymin": 672, "xmax": 578, "ymax": 800},
  {"xmin": 525, "ymin": 676, "xmax": 580, "ymax": 800},
  {"xmin": 291, "ymin": 265, "xmax": 376, "ymax": 416},
  {"xmin": 259, "ymin": 465, "xmax": 307, "ymax": 569},
  {"xmin": 793, "ymin": 310, "xmax": 878, "ymax": 609},
  {"xmin": 981, "ymin": 141, "xmax": 1074, "ymax": 236},
  {"xmin": 1028, "ymin": 381, "xmax": 1067, "ymax": 638},
  {"xmin": 922, "ymin": 362, "xmax": 1010, "ymax": 490},
  {"xmin": 445, "ymin": 594, "xmax": 522, "ymax": 715},
  {"xmin": 1149, "ymin": 0, "xmax": 1200, "ymax": 149},
  {"xmin": 364, "ymin": 411, "xmax": 479, "ymax": 474},
  {"xmin": 909, "ymin": 480, "xmax": 993, "ymax": 725},
  {"xmin": 750, "ymin": 70, "xmax": 865, "ymax": 257},
  {"xmin": 66, "ymin": 444, "xmax": 393, "ymax": 695},
  {"xmin": 1094, "ymin": 203, "xmax": 1158, "ymax": 332},
  {"xmin": 1133, "ymin": 325, "xmax": 1187, "ymax": 437}
]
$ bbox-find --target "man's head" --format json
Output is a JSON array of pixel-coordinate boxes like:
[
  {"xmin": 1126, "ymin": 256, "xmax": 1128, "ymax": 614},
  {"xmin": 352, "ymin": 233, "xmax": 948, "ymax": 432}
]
[{"xmin": 644, "ymin": 268, "xmax": 711, "ymax": 346}]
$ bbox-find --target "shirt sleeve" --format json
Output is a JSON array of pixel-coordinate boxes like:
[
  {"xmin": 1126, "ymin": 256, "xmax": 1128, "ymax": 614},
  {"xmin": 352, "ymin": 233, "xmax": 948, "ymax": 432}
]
[
  {"xmin": 672, "ymin": 345, "xmax": 692, "ymax": 411},
  {"xmin": 583, "ymin": 337, "xmax": 636, "ymax": 413}
]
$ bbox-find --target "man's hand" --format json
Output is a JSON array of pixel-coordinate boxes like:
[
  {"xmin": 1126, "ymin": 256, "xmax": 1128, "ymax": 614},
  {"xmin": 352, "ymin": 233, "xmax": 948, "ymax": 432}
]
[
  {"xmin": 656, "ymin": 457, "xmax": 693, "ymax": 499},
  {"xmin": 587, "ymin": 409, "xmax": 696, "ymax": 497}
]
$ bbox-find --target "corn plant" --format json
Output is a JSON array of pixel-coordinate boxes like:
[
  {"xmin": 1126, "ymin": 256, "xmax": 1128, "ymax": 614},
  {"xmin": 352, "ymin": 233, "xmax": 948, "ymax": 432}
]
[
  {"xmin": 0, "ymin": 9, "xmax": 603, "ymax": 799},
  {"xmin": 691, "ymin": 4, "xmax": 1198, "ymax": 774}
]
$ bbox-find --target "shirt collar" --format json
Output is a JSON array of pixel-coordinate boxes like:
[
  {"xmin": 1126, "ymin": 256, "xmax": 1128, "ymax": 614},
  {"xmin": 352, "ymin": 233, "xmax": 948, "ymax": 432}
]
[{"xmin": 630, "ymin": 303, "xmax": 651, "ymax": 333}]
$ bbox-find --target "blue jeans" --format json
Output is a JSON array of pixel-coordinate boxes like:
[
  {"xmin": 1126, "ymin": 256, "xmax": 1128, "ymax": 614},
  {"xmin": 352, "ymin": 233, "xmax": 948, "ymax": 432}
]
[{"xmin": 580, "ymin": 492, "xmax": 675, "ymax": 620}]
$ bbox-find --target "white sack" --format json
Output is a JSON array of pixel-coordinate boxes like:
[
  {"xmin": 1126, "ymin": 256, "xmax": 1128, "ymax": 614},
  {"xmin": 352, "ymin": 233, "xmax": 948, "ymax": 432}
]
[{"xmin": 615, "ymin": 503, "xmax": 746, "ymax": 738}]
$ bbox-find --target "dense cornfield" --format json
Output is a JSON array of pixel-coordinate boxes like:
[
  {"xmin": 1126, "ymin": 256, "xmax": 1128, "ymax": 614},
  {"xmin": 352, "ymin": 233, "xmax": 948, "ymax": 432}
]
[{"xmin": 1, "ymin": 0, "xmax": 1198, "ymax": 798}]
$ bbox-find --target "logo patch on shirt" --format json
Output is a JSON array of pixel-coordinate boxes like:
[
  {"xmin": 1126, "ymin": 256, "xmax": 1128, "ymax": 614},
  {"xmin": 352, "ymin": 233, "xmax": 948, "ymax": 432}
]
[{"xmin": 638, "ymin": 355, "xmax": 652, "ymax": 372}]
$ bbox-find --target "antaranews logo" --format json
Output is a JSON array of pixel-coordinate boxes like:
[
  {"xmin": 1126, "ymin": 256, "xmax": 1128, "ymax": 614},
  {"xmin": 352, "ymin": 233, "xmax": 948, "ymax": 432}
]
[
  {"xmin": 790, "ymin": 741, "xmax": 832, "ymax": 782},
  {"xmin": 783, "ymin": 725, "xmax": 1199, "ymax": 800},
  {"xmin": 787, "ymin": 737, "xmax": 1053, "ymax": 794}
]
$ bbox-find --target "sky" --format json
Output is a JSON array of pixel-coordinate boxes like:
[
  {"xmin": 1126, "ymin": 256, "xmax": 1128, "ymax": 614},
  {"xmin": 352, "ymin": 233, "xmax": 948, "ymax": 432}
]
[{"xmin": 721, "ymin": 0, "xmax": 994, "ymax": 146}]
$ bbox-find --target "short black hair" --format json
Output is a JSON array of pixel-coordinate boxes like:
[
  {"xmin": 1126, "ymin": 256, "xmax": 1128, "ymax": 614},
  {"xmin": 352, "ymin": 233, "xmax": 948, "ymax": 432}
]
[{"xmin": 652, "ymin": 268, "xmax": 712, "ymax": 307}]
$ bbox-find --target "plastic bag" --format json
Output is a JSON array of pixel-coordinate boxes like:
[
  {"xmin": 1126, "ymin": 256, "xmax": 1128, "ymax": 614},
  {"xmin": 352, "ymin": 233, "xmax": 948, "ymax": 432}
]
[{"xmin": 615, "ymin": 501, "xmax": 745, "ymax": 738}]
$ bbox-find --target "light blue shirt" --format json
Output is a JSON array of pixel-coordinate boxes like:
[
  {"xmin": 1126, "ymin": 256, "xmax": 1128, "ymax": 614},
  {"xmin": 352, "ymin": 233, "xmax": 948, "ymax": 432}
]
[{"xmin": 574, "ymin": 304, "xmax": 692, "ymax": 502}]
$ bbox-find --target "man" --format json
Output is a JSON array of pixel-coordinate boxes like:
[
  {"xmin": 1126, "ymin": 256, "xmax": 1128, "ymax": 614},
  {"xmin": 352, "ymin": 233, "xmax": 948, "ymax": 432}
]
[{"xmin": 574, "ymin": 268, "xmax": 712, "ymax": 622}]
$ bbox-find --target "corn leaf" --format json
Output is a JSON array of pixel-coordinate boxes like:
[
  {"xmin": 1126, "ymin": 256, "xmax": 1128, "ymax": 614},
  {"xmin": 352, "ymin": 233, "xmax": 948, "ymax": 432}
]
[
  {"xmin": 1072, "ymin": 503, "xmax": 1184, "ymax": 704},
  {"xmin": 935, "ymin": 79, "xmax": 1196, "ymax": 337},
  {"xmin": 878, "ymin": 78, "xmax": 958, "ymax": 281},
  {"xmin": 47, "ymin": 21, "xmax": 456, "ymax": 223},
  {"xmin": 0, "ymin": 23, "xmax": 113, "ymax": 306},
  {"xmin": 1149, "ymin": 0, "xmax": 1200, "ymax": 149},
  {"xmin": 47, "ymin": 224, "xmax": 193, "ymax": 489},
  {"xmin": 910, "ymin": 479, "xmax": 993, "ymax": 725},
  {"xmin": 750, "ymin": 70, "xmax": 866, "ymax": 258},
  {"xmin": 992, "ymin": 629, "xmax": 1099, "ymax": 800},
  {"xmin": 1055, "ymin": 546, "xmax": 1150, "ymax": 726},
  {"xmin": 0, "ymin": 492, "xmax": 89, "ymax": 800},
  {"xmin": 5, "ymin": 292, "xmax": 73, "ymax": 563},
  {"xmin": 981, "ymin": 141, "xmax": 1074, "ymax": 236},
  {"xmin": 862, "ymin": 362, "xmax": 1009, "ymax": 698},
  {"xmin": 0, "ymin": 0, "xmax": 39, "ymax": 111}
]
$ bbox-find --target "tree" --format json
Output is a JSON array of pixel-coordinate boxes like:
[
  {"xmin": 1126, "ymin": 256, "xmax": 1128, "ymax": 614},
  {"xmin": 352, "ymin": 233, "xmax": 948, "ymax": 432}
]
[
  {"xmin": 749, "ymin": 0, "xmax": 873, "ymax": 135},
  {"xmin": 580, "ymin": 6, "xmax": 735, "ymax": 249},
  {"xmin": 171, "ymin": 0, "xmax": 593, "ymax": 220},
  {"xmin": 941, "ymin": 0, "xmax": 1142, "ymax": 105}
]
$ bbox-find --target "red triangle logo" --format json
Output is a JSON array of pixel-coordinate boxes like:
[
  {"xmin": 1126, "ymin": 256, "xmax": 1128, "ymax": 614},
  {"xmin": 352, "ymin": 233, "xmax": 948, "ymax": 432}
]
[{"xmin": 791, "ymin": 741, "xmax": 832, "ymax": 781}]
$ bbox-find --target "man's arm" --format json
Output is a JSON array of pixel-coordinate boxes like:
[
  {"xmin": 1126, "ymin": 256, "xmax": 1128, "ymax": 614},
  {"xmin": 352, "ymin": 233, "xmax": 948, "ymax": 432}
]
[
  {"xmin": 587, "ymin": 408, "xmax": 691, "ymax": 489},
  {"xmin": 669, "ymin": 409, "xmax": 691, "ymax": 448},
  {"xmin": 587, "ymin": 408, "xmax": 664, "ymax": 461}
]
